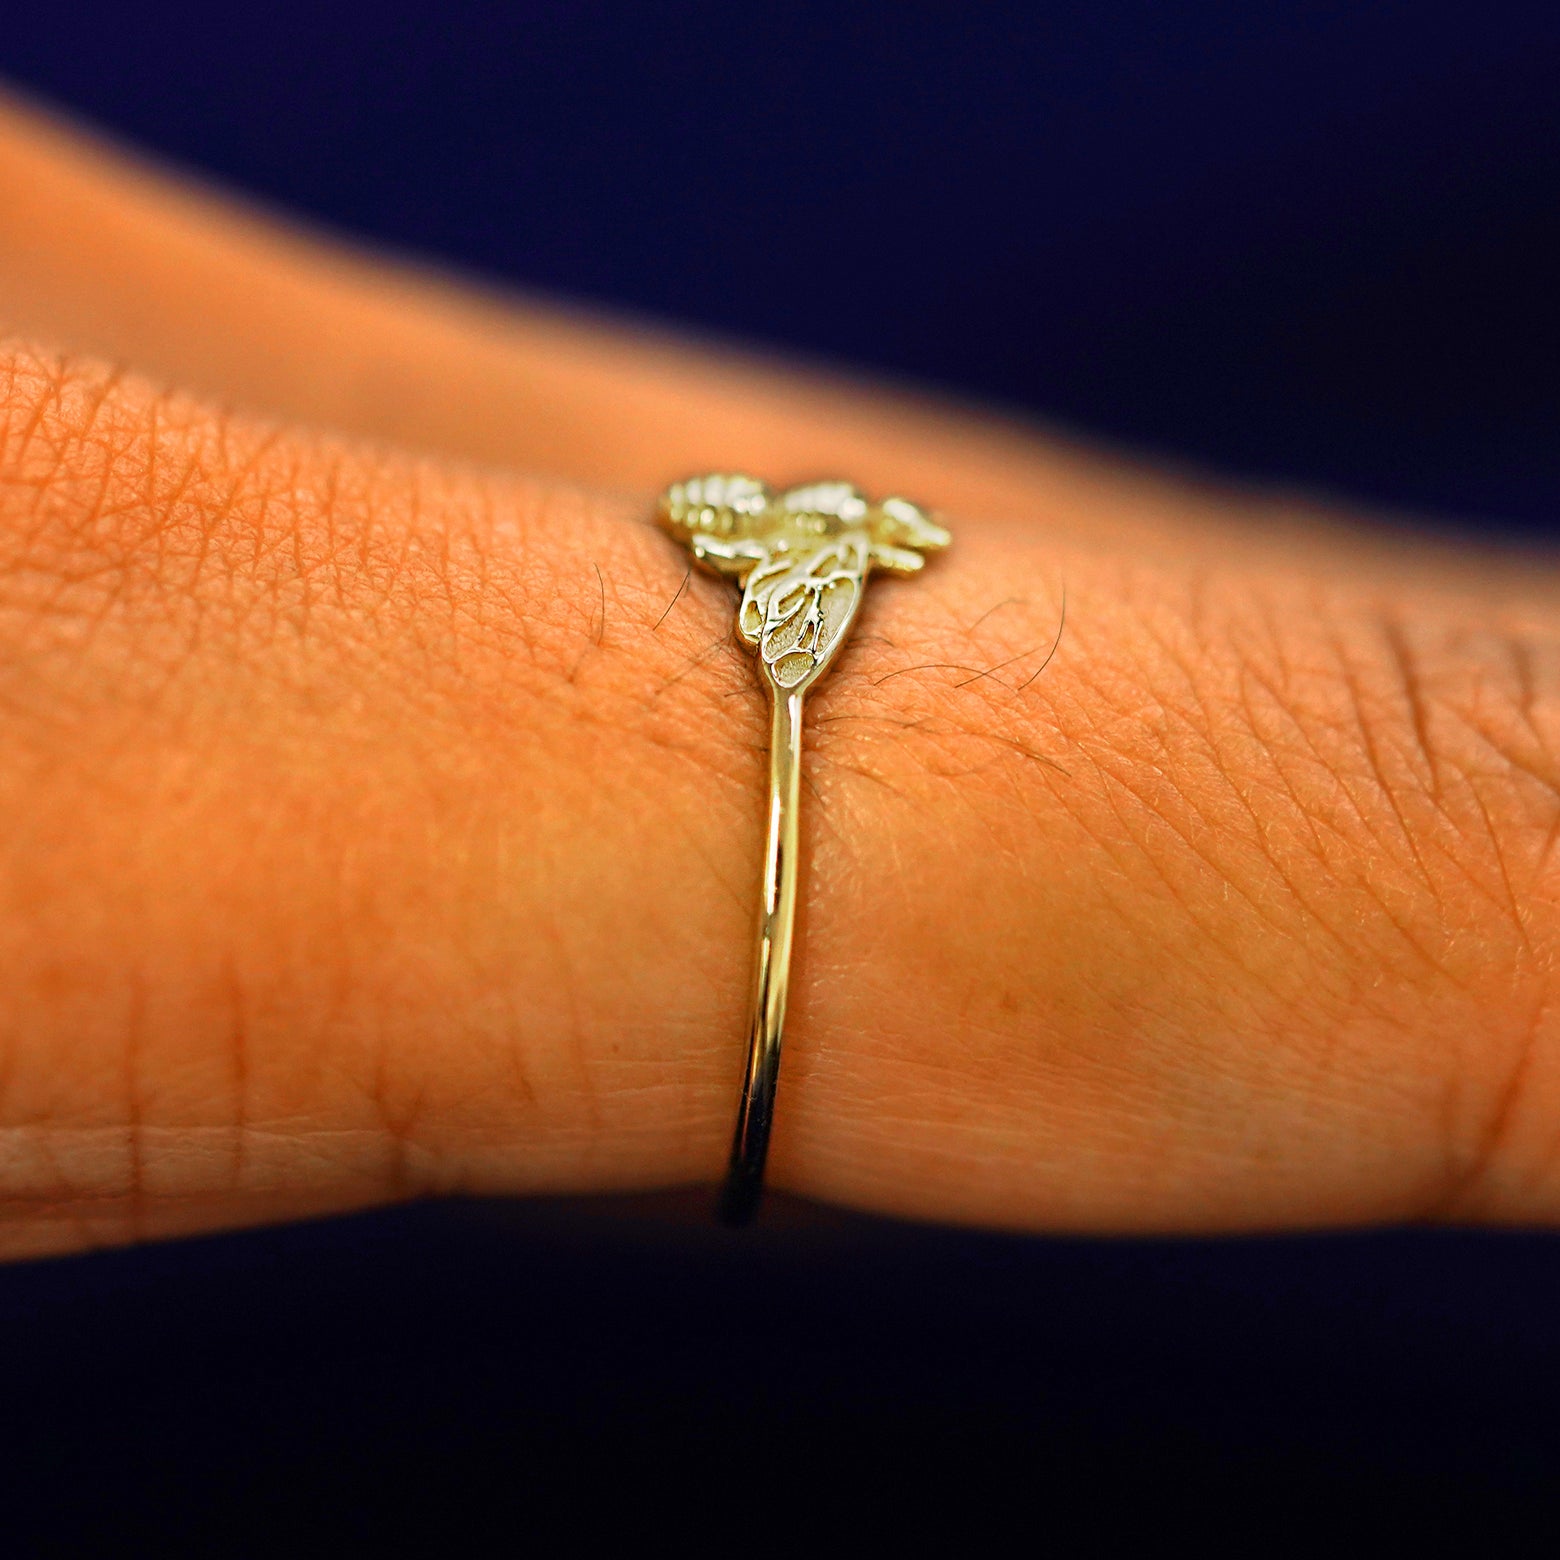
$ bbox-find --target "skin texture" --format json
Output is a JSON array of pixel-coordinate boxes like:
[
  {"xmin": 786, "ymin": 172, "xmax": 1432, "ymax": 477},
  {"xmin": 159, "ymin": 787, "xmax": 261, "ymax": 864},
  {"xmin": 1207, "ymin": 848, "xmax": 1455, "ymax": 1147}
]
[{"xmin": 0, "ymin": 94, "xmax": 1557, "ymax": 1260}]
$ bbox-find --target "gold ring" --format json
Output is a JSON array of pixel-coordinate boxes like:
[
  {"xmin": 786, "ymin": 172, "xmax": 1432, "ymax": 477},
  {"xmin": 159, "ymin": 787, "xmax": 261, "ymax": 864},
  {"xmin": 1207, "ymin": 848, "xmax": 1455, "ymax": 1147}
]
[{"xmin": 657, "ymin": 475, "xmax": 951, "ymax": 1224}]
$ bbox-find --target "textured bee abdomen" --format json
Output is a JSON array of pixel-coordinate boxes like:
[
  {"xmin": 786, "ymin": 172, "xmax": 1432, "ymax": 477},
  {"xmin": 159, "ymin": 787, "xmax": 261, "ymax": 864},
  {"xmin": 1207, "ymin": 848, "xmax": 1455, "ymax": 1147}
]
[{"xmin": 659, "ymin": 473, "xmax": 772, "ymax": 539}]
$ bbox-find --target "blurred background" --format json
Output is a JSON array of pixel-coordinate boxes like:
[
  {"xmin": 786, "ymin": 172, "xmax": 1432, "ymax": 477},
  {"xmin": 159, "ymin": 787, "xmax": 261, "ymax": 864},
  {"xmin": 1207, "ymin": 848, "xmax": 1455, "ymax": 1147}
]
[{"xmin": 3, "ymin": 1, "xmax": 1560, "ymax": 1547}]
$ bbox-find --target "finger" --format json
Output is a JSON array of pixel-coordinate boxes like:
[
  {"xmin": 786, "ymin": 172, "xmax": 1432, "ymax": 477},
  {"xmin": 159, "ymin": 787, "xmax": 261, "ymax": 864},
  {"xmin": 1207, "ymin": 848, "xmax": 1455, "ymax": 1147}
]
[
  {"xmin": 0, "ymin": 90, "xmax": 1253, "ymax": 548},
  {"xmin": 2, "ymin": 340, "xmax": 1558, "ymax": 1262}
]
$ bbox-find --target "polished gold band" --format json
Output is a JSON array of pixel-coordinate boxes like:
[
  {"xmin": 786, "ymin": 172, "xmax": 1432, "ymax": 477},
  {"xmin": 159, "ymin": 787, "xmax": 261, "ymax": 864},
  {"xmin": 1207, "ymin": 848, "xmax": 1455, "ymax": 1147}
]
[
  {"xmin": 718, "ymin": 687, "xmax": 802, "ymax": 1223},
  {"xmin": 657, "ymin": 475, "xmax": 950, "ymax": 1225}
]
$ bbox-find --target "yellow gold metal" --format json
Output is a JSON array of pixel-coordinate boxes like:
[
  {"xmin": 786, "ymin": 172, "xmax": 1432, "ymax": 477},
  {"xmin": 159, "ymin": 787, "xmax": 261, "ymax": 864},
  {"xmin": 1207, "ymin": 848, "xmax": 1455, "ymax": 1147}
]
[{"xmin": 657, "ymin": 474, "xmax": 950, "ymax": 1224}]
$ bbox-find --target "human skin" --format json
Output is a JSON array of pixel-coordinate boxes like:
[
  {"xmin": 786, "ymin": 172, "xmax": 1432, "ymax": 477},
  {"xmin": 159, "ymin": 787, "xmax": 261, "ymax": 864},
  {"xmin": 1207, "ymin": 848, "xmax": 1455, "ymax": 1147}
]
[{"xmin": 0, "ymin": 95, "xmax": 1556, "ymax": 1261}]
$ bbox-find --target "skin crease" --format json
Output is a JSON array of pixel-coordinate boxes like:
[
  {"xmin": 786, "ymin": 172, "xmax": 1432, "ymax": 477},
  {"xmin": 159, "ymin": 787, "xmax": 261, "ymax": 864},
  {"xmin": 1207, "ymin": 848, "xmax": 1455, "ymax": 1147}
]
[{"xmin": 0, "ymin": 94, "xmax": 1557, "ymax": 1260}]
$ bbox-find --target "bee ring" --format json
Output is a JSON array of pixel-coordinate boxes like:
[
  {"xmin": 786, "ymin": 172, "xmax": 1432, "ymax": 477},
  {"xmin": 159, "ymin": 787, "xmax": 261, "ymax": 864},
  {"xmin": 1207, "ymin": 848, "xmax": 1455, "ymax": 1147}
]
[{"xmin": 657, "ymin": 475, "xmax": 951, "ymax": 1224}]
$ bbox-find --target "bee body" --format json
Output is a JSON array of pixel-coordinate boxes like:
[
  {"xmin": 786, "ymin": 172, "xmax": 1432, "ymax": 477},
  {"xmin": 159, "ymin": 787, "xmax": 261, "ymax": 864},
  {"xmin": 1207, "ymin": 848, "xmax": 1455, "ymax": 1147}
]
[
  {"xmin": 657, "ymin": 472, "xmax": 950, "ymax": 693},
  {"xmin": 659, "ymin": 473, "xmax": 949, "ymax": 572}
]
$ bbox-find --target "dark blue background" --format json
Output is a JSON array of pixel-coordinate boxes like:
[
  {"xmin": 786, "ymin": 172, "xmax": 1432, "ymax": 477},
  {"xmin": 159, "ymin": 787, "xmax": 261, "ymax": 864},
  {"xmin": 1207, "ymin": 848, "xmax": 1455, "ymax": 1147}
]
[{"xmin": 3, "ymin": 3, "xmax": 1560, "ymax": 1547}]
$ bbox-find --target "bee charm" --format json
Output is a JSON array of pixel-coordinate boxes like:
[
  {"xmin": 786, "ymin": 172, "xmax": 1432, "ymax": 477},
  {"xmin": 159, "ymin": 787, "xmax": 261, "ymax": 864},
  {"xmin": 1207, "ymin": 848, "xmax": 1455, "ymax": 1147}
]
[
  {"xmin": 655, "ymin": 474, "xmax": 949, "ymax": 1225},
  {"xmin": 658, "ymin": 474, "xmax": 950, "ymax": 694}
]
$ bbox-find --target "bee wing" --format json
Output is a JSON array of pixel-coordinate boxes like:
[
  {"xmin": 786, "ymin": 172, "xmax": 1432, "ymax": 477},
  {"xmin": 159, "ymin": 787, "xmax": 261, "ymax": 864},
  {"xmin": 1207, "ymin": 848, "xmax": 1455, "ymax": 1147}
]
[
  {"xmin": 737, "ymin": 552, "xmax": 796, "ymax": 645},
  {"xmin": 741, "ymin": 536, "xmax": 870, "ymax": 692}
]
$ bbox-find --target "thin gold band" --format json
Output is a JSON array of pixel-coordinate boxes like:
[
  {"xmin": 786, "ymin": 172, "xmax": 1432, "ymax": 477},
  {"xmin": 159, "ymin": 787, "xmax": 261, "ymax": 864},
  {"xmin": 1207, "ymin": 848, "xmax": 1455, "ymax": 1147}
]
[
  {"xmin": 656, "ymin": 475, "xmax": 949, "ymax": 1225},
  {"xmin": 718, "ymin": 687, "xmax": 803, "ymax": 1224}
]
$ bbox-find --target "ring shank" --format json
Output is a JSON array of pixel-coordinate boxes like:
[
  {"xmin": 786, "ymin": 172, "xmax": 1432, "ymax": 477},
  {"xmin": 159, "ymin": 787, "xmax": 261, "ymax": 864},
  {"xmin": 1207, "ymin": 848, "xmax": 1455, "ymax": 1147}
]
[{"xmin": 718, "ymin": 687, "xmax": 804, "ymax": 1225}]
